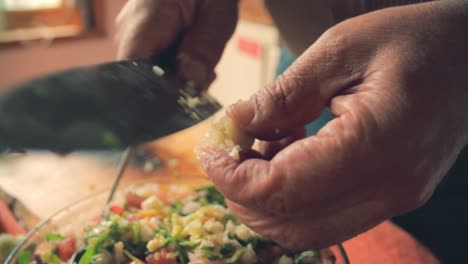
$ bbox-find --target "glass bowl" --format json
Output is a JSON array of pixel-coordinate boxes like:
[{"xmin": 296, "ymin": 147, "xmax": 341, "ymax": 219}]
[{"xmin": 5, "ymin": 177, "xmax": 349, "ymax": 264}]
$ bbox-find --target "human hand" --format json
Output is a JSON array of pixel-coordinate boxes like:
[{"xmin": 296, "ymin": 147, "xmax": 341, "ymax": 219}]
[
  {"xmin": 115, "ymin": 0, "xmax": 238, "ymax": 89},
  {"xmin": 200, "ymin": 1, "xmax": 468, "ymax": 250}
]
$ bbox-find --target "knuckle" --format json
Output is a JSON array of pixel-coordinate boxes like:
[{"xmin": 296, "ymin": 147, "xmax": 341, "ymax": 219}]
[{"xmin": 264, "ymin": 73, "xmax": 305, "ymax": 116}]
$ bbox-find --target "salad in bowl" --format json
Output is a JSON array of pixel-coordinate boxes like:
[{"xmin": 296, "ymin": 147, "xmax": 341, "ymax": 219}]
[{"xmin": 6, "ymin": 178, "xmax": 338, "ymax": 264}]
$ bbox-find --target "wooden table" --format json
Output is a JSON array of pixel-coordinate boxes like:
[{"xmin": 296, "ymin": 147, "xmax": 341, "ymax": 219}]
[{"xmin": 0, "ymin": 120, "xmax": 439, "ymax": 263}]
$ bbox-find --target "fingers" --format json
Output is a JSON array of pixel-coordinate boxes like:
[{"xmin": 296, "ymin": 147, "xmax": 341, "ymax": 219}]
[
  {"xmin": 256, "ymin": 126, "xmax": 307, "ymax": 160},
  {"xmin": 115, "ymin": 0, "xmax": 238, "ymax": 89},
  {"xmin": 202, "ymin": 99, "xmax": 387, "ymax": 213},
  {"xmin": 198, "ymin": 148, "xmax": 278, "ymax": 210},
  {"xmin": 177, "ymin": 0, "xmax": 239, "ymax": 89},
  {"xmin": 226, "ymin": 198, "xmax": 391, "ymax": 250},
  {"xmin": 226, "ymin": 27, "xmax": 368, "ymax": 140},
  {"xmin": 116, "ymin": 0, "xmax": 191, "ymax": 59}
]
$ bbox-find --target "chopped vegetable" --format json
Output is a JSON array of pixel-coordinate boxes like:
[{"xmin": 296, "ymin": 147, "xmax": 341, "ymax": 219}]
[
  {"xmin": 123, "ymin": 249, "xmax": 145, "ymax": 264},
  {"xmin": 27, "ymin": 184, "xmax": 329, "ymax": 264},
  {"xmin": 56, "ymin": 237, "xmax": 76, "ymax": 261},
  {"xmin": 17, "ymin": 251, "xmax": 32, "ymax": 264},
  {"xmin": 44, "ymin": 233, "xmax": 65, "ymax": 242}
]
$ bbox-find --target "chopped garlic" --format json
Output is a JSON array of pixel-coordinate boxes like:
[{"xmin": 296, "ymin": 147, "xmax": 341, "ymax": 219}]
[
  {"xmin": 228, "ymin": 145, "xmax": 242, "ymax": 160},
  {"xmin": 141, "ymin": 195, "xmax": 163, "ymax": 210},
  {"xmin": 235, "ymin": 224, "xmax": 252, "ymax": 241},
  {"xmin": 152, "ymin": 65, "xmax": 165, "ymax": 76},
  {"xmin": 278, "ymin": 255, "xmax": 294, "ymax": 264},
  {"xmin": 204, "ymin": 219, "xmax": 224, "ymax": 233},
  {"xmin": 198, "ymin": 116, "xmax": 254, "ymax": 161}
]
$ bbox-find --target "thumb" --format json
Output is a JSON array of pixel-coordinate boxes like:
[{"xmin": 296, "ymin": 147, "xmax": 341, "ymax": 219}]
[{"xmin": 226, "ymin": 31, "xmax": 361, "ymax": 139}]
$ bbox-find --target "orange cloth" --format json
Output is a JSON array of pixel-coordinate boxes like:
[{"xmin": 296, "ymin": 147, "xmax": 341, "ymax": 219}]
[{"xmin": 332, "ymin": 221, "xmax": 440, "ymax": 264}]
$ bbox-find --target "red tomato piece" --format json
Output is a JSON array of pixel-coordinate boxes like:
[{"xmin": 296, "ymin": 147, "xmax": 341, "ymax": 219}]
[
  {"xmin": 126, "ymin": 193, "xmax": 145, "ymax": 208},
  {"xmin": 156, "ymin": 191, "xmax": 172, "ymax": 204},
  {"xmin": 146, "ymin": 249, "xmax": 176, "ymax": 264},
  {"xmin": 110, "ymin": 205, "xmax": 125, "ymax": 215},
  {"xmin": 56, "ymin": 237, "xmax": 77, "ymax": 261}
]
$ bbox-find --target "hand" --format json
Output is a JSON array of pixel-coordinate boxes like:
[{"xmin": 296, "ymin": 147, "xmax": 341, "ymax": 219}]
[
  {"xmin": 200, "ymin": 1, "xmax": 468, "ymax": 250},
  {"xmin": 115, "ymin": 0, "xmax": 238, "ymax": 89}
]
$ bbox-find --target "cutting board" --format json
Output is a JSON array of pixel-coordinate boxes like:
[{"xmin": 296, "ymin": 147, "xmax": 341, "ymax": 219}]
[{"xmin": 0, "ymin": 119, "xmax": 212, "ymax": 222}]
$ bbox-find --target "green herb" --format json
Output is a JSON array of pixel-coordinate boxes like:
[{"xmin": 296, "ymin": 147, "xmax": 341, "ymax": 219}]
[
  {"xmin": 171, "ymin": 200, "xmax": 185, "ymax": 214},
  {"xmin": 226, "ymin": 248, "xmax": 246, "ymax": 263},
  {"xmin": 179, "ymin": 240, "xmax": 200, "ymax": 248},
  {"xmin": 42, "ymin": 252, "xmax": 61, "ymax": 263},
  {"xmin": 220, "ymin": 243, "xmax": 236, "ymax": 256},
  {"xmin": 200, "ymin": 245, "xmax": 216, "ymax": 251},
  {"xmin": 102, "ymin": 132, "xmax": 122, "ymax": 149},
  {"xmin": 108, "ymin": 220, "xmax": 120, "ymax": 240},
  {"xmin": 77, "ymin": 247, "xmax": 96, "ymax": 264},
  {"xmin": 196, "ymin": 186, "xmax": 226, "ymax": 206},
  {"xmin": 44, "ymin": 233, "xmax": 65, "ymax": 242},
  {"xmin": 222, "ymin": 213, "xmax": 241, "ymax": 224},
  {"xmin": 0, "ymin": 234, "xmax": 24, "ymax": 259},
  {"xmin": 90, "ymin": 234, "xmax": 110, "ymax": 249},
  {"xmin": 173, "ymin": 238, "xmax": 190, "ymax": 264},
  {"xmin": 132, "ymin": 222, "xmax": 142, "ymax": 244},
  {"xmin": 206, "ymin": 253, "xmax": 222, "ymax": 261},
  {"xmin": 17, "ymin": 251, "xmax": 32, "ymax": 264}
]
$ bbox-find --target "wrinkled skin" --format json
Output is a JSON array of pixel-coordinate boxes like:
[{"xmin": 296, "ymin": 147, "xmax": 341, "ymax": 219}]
[
  {"xmin": 115, "ymin": 0, "xmax": 238, "ymax": 89},
  {"xmin": 200, "ymin": 1, "xmax": 468, "ymax": 250},
  {"xmin": 116, "ymin": 0, "xmax": 468, "ymax": 250}
]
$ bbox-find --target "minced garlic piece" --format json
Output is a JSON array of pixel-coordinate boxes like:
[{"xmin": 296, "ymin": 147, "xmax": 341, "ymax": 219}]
[{"xmin": 200, "ymin": 116, "xmax": 254, "ymax": 160}]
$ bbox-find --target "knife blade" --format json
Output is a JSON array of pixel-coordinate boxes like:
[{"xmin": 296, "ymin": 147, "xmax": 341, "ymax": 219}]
[{"xmin": 0, "ymin": 54, "xmax": 221, "ymax": 153}]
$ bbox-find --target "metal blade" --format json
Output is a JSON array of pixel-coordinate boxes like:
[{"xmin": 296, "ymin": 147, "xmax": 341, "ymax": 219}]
[{"xmin": 0, "ymin": 59, "xmax": 221, "ymax": 153}]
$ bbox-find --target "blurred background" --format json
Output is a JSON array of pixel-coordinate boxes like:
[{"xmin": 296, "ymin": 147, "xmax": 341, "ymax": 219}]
[{"xmin": 0, "ymin": 0, "xmax": 280, "ymax": 106}]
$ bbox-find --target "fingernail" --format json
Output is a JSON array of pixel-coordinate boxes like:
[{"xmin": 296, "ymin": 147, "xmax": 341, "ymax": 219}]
[
  {"xmin": 227, "ymin": 99, "xmax": 255, "ymax": 127},
  {"xmin": 194, "ymin": 147, "xmax": 214, "ymax": 171},
  {"xmin": 196, "ymin": 147, "xmax": 233, "ymax": 173},
  {"xmin": 177, "ymin": 53, "xmax": 209, "ymax": 89}
]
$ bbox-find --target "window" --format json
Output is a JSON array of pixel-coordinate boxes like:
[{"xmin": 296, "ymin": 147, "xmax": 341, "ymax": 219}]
[{"xmin": 0, "ymin": 0, "xmax": 95, "ymax": 44}]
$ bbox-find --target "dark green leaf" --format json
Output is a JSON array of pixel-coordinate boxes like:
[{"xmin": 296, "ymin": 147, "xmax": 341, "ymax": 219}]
[{"xmin": 220, "ymin": 243, "xmax": 236, "ymax": 256}]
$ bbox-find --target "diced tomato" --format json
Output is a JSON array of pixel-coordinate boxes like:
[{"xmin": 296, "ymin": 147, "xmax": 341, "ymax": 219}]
[
  {"xmin": 145, "ymin": 249, "xmax": 176, "ymax": 264},
  {"xmin": 56, "ymin": 237, "xmax": 77, "ymax": 261},
  {"xmin": 127, "ymin": 215, "xmax": 137, "ymax": 222},
  {"xmin": 110, "ymin": 205, "xmax": 125, "ymax": 215},
  {"xmin": 156, "ymin": 191, "xmax": 172, "ymax": 204},
  {"xmin": 126, "ymin": 193, "xmax": 145, "ymax": 208},
  {"xmin": 91, "ymin": 215, "xmax": 101, "ymax": 224}
]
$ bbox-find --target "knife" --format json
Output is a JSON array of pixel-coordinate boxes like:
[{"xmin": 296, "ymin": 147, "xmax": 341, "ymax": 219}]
[{"xmin": 0, "ymin": 51, "xmax": 221, "ymax": 153}]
